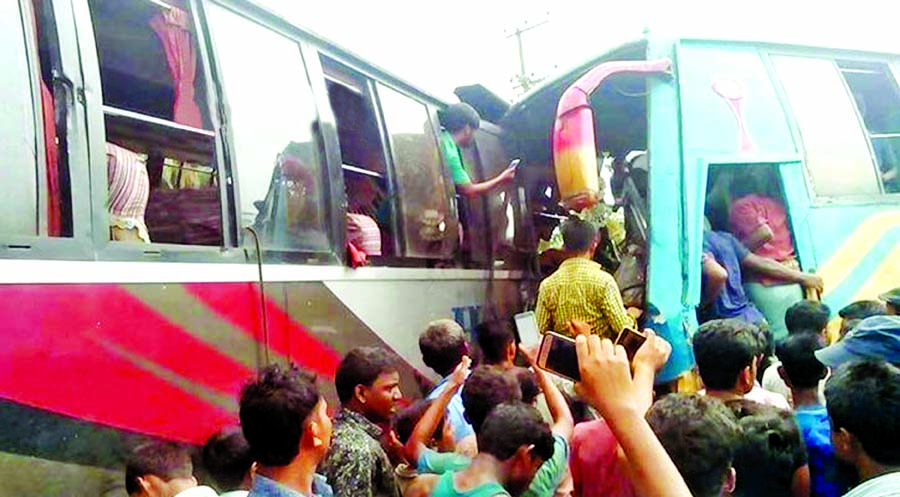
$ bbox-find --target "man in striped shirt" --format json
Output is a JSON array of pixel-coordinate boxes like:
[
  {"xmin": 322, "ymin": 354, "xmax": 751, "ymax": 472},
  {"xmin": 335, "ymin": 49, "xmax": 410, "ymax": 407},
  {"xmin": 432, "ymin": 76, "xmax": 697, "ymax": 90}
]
[{"xmin": 825, "ymin": 360, "xmax": 900, "ymax": 497}]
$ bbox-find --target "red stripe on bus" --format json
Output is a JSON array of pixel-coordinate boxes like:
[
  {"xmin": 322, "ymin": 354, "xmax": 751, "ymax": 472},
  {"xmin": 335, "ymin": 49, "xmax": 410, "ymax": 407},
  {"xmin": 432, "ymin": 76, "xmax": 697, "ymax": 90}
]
[
  {"xmin": 0, "ymin": 284, "xmax": 239, "ymax": 443},
  {"xmin": 183, "ymin": 283, "xmax": 341, "ymax": 377}
]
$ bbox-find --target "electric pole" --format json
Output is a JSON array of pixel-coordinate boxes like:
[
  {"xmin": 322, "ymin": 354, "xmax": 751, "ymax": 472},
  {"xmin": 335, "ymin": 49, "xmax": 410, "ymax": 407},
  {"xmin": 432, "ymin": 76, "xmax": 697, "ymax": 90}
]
[{"xmin": 505, "ymin": 14, "xmax": 549, "ymax": 94}]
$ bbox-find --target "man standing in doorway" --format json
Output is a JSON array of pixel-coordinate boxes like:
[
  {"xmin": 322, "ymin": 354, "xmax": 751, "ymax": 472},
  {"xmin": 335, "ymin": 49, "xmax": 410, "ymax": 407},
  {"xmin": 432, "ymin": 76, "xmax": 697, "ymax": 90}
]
[
  {"xmin": 439, "ymin": 103, "xmax": 516, "ymax": 198},
  {"xmin": 535, "ymin": 216, "xmax": 637, "ymax": 339}
]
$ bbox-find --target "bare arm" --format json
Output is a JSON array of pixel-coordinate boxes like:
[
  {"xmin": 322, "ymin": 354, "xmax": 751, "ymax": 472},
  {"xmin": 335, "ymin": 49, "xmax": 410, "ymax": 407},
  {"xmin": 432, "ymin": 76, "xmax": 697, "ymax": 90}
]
[
  {"xmin": 741, "ymin": 253, "xmax": 824, "ymax": 292},
  {"xmin": 702, "ymin": 254, "xmax": 728, "ymax": 305},
  {"xmin": 576, "ymin": 335, "xmax": 693, "ymax": 497},
  {"xmin": 403, "ymin": 357, "xmax": 471, "ymax": 466},
  {"xmin": 520, "ymin": 342, "xmax": 574, "ymax": 440},
  {"xmin": 792, "ymin": 464, "xmax": 811, "ymax": 497},
  {"xmin": 630, "ymin": 329, "xmax": 672, "ymax": 414},
  {"xmin": 456, "ymin": 168, "xmax": 515, "ymax": 198}
]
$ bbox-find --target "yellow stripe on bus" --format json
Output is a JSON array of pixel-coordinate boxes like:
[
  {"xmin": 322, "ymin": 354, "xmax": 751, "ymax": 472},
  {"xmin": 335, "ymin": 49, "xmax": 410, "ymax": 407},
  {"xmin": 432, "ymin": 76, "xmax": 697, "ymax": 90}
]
[
  {"xmin": 851, "ymin": 243, "xmax": 900, "ymax": 302},
  {"xmin": 818, "ymin": 210, "xmax": 900, "ymax": 297}
]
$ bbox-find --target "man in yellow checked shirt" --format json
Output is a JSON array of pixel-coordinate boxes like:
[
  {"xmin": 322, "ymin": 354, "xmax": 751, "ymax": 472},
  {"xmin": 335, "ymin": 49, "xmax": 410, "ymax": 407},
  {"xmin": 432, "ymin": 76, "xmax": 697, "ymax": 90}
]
[{"xmin": 535, "ymin": 216, "xmax": 639, "ymax": 339}]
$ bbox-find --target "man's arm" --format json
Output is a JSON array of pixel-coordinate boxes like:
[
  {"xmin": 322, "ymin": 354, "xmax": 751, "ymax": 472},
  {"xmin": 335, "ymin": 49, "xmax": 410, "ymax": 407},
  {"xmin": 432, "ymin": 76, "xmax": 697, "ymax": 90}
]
[
  {"xmin": 575, "ymin": 335, "xmax": 693, "ymax": 497},
  {"xmin": 403, "ymin": 358, "xmax": 471, "ymax": 465},
  {"xmin": 520, "ymin": 343, "xmax": 574, "ymax": 439},
  {"xmin": 535, "ymin": 284, "xmax": 553, "ymax": 334},
  {"xmin": 455, "ymin": 168, "xmax": 515, "ymax": 198},
  {"xmin": 630, "ymin": 329, "xmax": 672, "ymax": 413},
  {"xmin": 741, "ymin": 253, "xmax": 824, "ymax": 293},
  {"xmin": 702, "ymin": 253, "xmax": 728, "ymax": 305}
]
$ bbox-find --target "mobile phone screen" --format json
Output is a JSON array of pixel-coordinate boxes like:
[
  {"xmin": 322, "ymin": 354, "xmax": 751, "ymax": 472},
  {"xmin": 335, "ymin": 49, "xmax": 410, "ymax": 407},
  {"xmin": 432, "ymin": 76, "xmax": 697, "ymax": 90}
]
[
  {"xmin": 514, "ymin": 311, "xmax": 541, "ymax": 348},
  {"xmin": 508, "ymin": 158, "xmax": 521, "ymax": 170},
  {"xmin": 538, "ymin": 333, "xmax": 580, "ymax": 381}
]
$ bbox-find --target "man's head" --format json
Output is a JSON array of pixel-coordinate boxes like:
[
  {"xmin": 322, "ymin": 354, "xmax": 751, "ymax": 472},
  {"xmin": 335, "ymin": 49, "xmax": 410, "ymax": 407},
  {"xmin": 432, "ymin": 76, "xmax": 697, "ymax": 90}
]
[
  {"xmin": 202, "ymin": 427, "xmax": 253, "ymax": 492},
  {"xmin": 441, "ymin": 103, "xmax": 480, "ymax": 147},
  {"xmin": 475, "ymin": 320, "xmax": 516, "ymax": 367},
  {"xmin": 560, "ymin": 217, "xmax": 600, "ymax": 255},
  {"xmin": 693, "ymin": 319, "xmax": 760, "ymax": 394},
  {"xmin": 125, "ymin": 442, "xmax": 196, "ymax": 497},
  {"xmin": 815, "ymin": 316, "xmax": 900, "ymax": 369},
  {"xmin": 240, "ymin": 364, "xmax": 331, "ymax": 468},
  {"xmin": 880, "ymin": 287, "xmax": 900, "ymax": 315},
  {"xmin": 513, "ymin": 367, "xmax": 540, "ymax": 405},
  {"xmin": 478, "ymin": 403, "xmax": 555, "ymax": 497},
  {"xmin": 776, "ymin": 333, "xmax": 828, "ymax": 390},
  {"xmin": 419, "ymin": 319, "xmax": 468, "ymax": 377},
  {"xmin": 838, "ymin": 300, "xmax": 887, "ymax": 338},
  {"xmin": 825, "ymin": 360, "xmax": 900, "ymax": 471},
  {"xmin": 646, "ymin": 394, "xmax": 740, "ymax": 497},
  {"xmin": 462, "ymin": 366, "xmax": 522, "ymax": 434},
  {"xmin": 335, "ymin": 347, "xmax": 402, "ymax": 422},
  {"xmin": 732, "ymin": 406, "xmax": 805, "ymax": 497},
  {"xmin": 784, "ymin": 300, "xmax": 831, "ymax": 336}
]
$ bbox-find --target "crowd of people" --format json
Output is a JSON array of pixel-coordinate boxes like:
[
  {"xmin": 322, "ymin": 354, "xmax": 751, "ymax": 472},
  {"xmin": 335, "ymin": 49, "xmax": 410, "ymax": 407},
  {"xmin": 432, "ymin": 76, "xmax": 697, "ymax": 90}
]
[{"xmin": 122, "ymin": 215, "xmax": 900, "ymax": 497}]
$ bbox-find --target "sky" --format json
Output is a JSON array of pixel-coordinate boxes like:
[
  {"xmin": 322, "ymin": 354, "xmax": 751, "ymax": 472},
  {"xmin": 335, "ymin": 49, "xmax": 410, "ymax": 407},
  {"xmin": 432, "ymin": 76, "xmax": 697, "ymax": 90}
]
[{"xmin": 256, "ymin": 0, "xmax": 898, "ymax": 102}]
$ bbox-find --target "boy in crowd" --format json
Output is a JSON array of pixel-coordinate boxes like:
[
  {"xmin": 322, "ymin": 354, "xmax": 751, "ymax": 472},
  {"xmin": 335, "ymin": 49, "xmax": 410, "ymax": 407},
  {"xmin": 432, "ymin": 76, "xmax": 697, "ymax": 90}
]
[
  {"xmin": 762, "ymin": 300, "xmax": 831, "ymax": 403},
  {"xmin": 320, "ymin": 347, "xmax": 403, "ymax": 497},
  {"xmin": 419, "ymin": 319, "xmax": 477, "ymax": 456},
  {"xmin": 835, "ymin": 301, "xmax": 887, "ymax": 341},
  {"xmin": 826, "ymin": 360, "xmax": 900, "ymax": 496},
  {"xmin": 694, "ymin": 319, "xmax": 788, "ymax": 408},
  {"xmin": 777, "ymin": 333, "xmax": 842, "ymax": 497},
  {"xmin": 125, "ymin": 442, "xmax": 218, "ymax": 497},
  {"xmin": 240, "ymin": 364, "xmax": 334, "ymax": 497},
  {"xmin": 816, "ymin": 316, "xmax": 900, "ymax": 370},
  {"xmin": 202, "ymin": 427, "xmax": 253, "ymax": 497}
]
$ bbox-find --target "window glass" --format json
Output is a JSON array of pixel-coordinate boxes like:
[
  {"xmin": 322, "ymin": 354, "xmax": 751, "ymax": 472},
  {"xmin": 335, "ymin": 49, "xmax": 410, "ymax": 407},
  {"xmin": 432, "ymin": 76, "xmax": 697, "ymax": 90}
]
[
  {"xmin": 207, "ymin": 4, "xmax": 329, "ymax": 252},
  {"xmin": 377, "ymin": 85, "xmax": 457, "ymax": 258},
  {"xmin": 840, "ymin": 61, "xmax": 900, "ymax": 194},
  {"xmin": 0, "ymin": 2, "xmax": 40, "ymax": 237},
  {"xmin": 89, "ymin": 0, "xmax": 221, "ymax": 245},
  {"xmin": 771, "ymin": 55, "xmax": 880, "ymax": 197}
]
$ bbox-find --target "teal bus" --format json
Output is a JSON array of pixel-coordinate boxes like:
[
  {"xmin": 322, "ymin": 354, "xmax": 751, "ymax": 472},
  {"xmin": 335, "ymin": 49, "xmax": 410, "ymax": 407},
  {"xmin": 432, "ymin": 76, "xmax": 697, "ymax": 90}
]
[{"xmin": 494, "ymin": 35, "xmax": 900, "ymax": 381}]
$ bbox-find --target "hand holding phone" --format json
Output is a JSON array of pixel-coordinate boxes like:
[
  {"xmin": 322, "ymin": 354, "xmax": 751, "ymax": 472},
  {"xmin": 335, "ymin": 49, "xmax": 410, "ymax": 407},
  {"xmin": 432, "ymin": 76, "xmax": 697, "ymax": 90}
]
[
  {"xmin": 536, "ymin": 327, "xmax": 649, "ymax": 382},
  {"xmin": 615, "ymin": 327, "xmax": 647, "ymax": 362},
  {"xmin": 507, "ymin": 158, "xmax": 521, "ymax": 170}
]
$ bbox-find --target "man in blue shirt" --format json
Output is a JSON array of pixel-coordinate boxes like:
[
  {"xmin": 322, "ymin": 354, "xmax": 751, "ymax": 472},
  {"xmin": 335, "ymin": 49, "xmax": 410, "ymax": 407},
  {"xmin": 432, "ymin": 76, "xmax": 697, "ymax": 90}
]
[{"xmin": 419, "ymin": 320, "xmax": 477, "ymax": 456}]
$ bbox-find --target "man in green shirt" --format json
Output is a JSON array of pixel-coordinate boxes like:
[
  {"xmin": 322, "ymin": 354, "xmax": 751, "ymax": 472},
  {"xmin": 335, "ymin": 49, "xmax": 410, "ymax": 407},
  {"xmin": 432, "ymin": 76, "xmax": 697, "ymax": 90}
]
[{"xmin": 440, "ymin": 103, "xmax": 516, "ymax": 197}]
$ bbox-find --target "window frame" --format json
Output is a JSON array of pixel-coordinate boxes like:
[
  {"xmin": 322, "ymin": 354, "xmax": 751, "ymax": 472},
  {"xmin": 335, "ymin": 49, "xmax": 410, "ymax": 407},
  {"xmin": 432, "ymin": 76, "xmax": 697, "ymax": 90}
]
[
  {"xmin": 0, "ymin": 0, "xmax": 93, "ymax": 261},
  {"xmin": 765, "ymin": 49, "xmax": 900, "ymax": 206}
]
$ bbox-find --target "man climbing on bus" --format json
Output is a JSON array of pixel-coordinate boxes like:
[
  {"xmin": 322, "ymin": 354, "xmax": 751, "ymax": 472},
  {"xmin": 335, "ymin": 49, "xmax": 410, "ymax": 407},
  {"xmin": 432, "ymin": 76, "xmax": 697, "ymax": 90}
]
[
  {"xmin": 438, "ymin": 103, "xmax": 516, "ymax": 198},
  {"xmin": 535, "ymin": 216, "xmax": 638, "ymax": 339}
]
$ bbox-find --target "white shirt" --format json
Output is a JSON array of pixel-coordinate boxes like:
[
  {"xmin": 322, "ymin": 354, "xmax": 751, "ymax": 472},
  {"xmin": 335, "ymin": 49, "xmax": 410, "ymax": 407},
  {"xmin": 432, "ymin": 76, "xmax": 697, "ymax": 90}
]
[
  {"xmin": 844, "ymin": 471, "xmax": 900, "ymax": 497},
  {"xmin": 745, "ymin": 382, "xmax": 791, "ymax": 410},
  {"xmin": 220, "ymin": 491, "xmax": 250, "ymax": 497},
  {"xmin": 175, "ymin": 486, "xmax": 219, "ymax": 497}
]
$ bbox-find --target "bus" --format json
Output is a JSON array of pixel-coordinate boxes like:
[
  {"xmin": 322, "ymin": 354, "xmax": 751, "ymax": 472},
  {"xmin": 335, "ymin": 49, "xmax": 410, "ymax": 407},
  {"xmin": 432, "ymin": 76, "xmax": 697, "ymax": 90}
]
[
  {"xmin": 492, "ymin": 34, "xmax": 900, "ymax": 382},
  {"xmin": 1, "ymin": 0, "xmax": 530, "ymax": 494}
]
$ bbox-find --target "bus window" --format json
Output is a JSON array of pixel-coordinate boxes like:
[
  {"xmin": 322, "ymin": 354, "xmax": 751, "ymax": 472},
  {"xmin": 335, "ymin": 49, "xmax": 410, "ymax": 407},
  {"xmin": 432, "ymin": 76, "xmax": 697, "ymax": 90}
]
[
  {"xmin": 377, "ymin": 84, "xmax": 458, "ymax": 259},
  {"xmin": 0, "ymin": 1, "xmax": 70, "ymax": 239},
  {"xmin": 839, "ymin": 60, "xmax": 900, "ymax": 194},
  {"xmin": 771, "ymin": 55, "xmax": 881, "ymax": 198},
  {"xmin": 87, "ymin": 0, "xmax": 221, "ymax": 245},
  {"xmin": 321, "ymin": 57, "xmax": 394, "ymax": 258},
  {"xmin": 206, "ymin": 3, "xmax": 330, "ymax": 253}
]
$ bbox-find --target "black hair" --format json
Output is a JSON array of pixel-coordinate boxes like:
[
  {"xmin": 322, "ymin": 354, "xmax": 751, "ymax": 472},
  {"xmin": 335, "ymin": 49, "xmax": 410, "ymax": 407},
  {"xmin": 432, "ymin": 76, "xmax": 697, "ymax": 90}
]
[
  {"xmin": 514, "ymin": 367, "xmax": 540, "ymax": 405},
  {"xmin": 693, "ymin": 319, "xmax": 759, "ymax": 391},
  {"xmin": 335, "ymin": 347, "xmax": 397, "ymax": 404},
  {"xmin": 125, "ymin": 442, "xmax": 194, "ymax": 495},
  {"xmin": 202, "ymin": 427, "xmax": 253, "ymax": 492},
  {"xmin": 560, "ymin": 217, "xmax": 599, "ymax": 253},
  {"xmin": 393, "ymin": 400, "xmax": 443, "ymax": 445},
  {"xmin": 776, "ymin": 333, "xmax": 827, "ymax": 390},
  {"xmin": 475, "ymin": 320, "xmax": 515, "ymax": 366},
  {"xmin": 826, "ymin": 360, "xmax": 900, "ymax": 466},
  {"xmin": 439, "ymin": 103, "xmax": 481, "ymax": 133},
  {"xmin": 732, "ymin": 407, "xmax": 806, "ymax": 497},
  {"xmin": 838, "ymin": 300, "xmax": 887, "ymax": 320},
  {"xmin": 461, "ymin": 366, "xmax": 522, "ymax": 434},
  {"xmin": 239, "ymin": 363, "xmax": 320, "ymax": 467},
  {"xmin": 419, "ymin": 320, "xmax": 467, "ymax": 377},
  {"xmin": 478, "ymin": 403, "xmax": 554, "ymax": 462},
  {"xmin": 646, "ymin": 394, "xmax": 740, "ymax": 497},
  {"xmin": 785, "ymin": 300, "xmax": 831, "ymax": 335}
]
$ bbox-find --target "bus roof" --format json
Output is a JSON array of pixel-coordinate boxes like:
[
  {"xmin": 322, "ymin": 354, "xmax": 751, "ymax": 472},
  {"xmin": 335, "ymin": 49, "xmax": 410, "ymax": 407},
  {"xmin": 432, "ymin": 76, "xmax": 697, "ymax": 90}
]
[{"xmin": 224, "ymin": 0, "xmax": 448, "ymax": 107}]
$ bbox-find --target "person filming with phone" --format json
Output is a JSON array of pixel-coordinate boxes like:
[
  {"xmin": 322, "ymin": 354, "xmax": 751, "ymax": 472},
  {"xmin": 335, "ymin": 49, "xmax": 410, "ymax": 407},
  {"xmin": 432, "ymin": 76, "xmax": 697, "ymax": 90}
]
[{"xmin": 535, "ymin": 216, "xmax": 639, "ymax": 340}]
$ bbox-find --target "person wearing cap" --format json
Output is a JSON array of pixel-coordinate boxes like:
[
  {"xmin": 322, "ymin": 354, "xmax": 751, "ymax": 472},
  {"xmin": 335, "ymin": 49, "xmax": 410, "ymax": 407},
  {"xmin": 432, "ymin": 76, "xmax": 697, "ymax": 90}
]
[
  {"xmin": 815, "ymin": 316, "xmax": 900, "ymax": 369},
  {"xmin": 438, "ymin": 103, "xmax": 516, "ymax": 198},
  {"xmin": 880, "ymin": 288, "xmax": 900, "ymax": 316},
  {"xmin": 835, "ymin": 301, "xmax": 888, "ymax": 342}
]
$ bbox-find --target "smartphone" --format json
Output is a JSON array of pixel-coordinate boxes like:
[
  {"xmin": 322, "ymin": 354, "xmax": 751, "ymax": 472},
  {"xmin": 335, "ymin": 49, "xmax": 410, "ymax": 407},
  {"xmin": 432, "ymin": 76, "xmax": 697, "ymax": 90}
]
[
  {"xmin": 514, "ymin": 311, "xmax": 541, "ymax": 348},
  {"xmin": 615, "ymin": 327, "xmax": 647, "ymax": 362},
  {"xmin": 537, "ymin": 332, "xmax": 580, "ymax": 382},
  {"xmin": 507, "ymin": 158, "xmax": 521, "ymax": 170}
]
